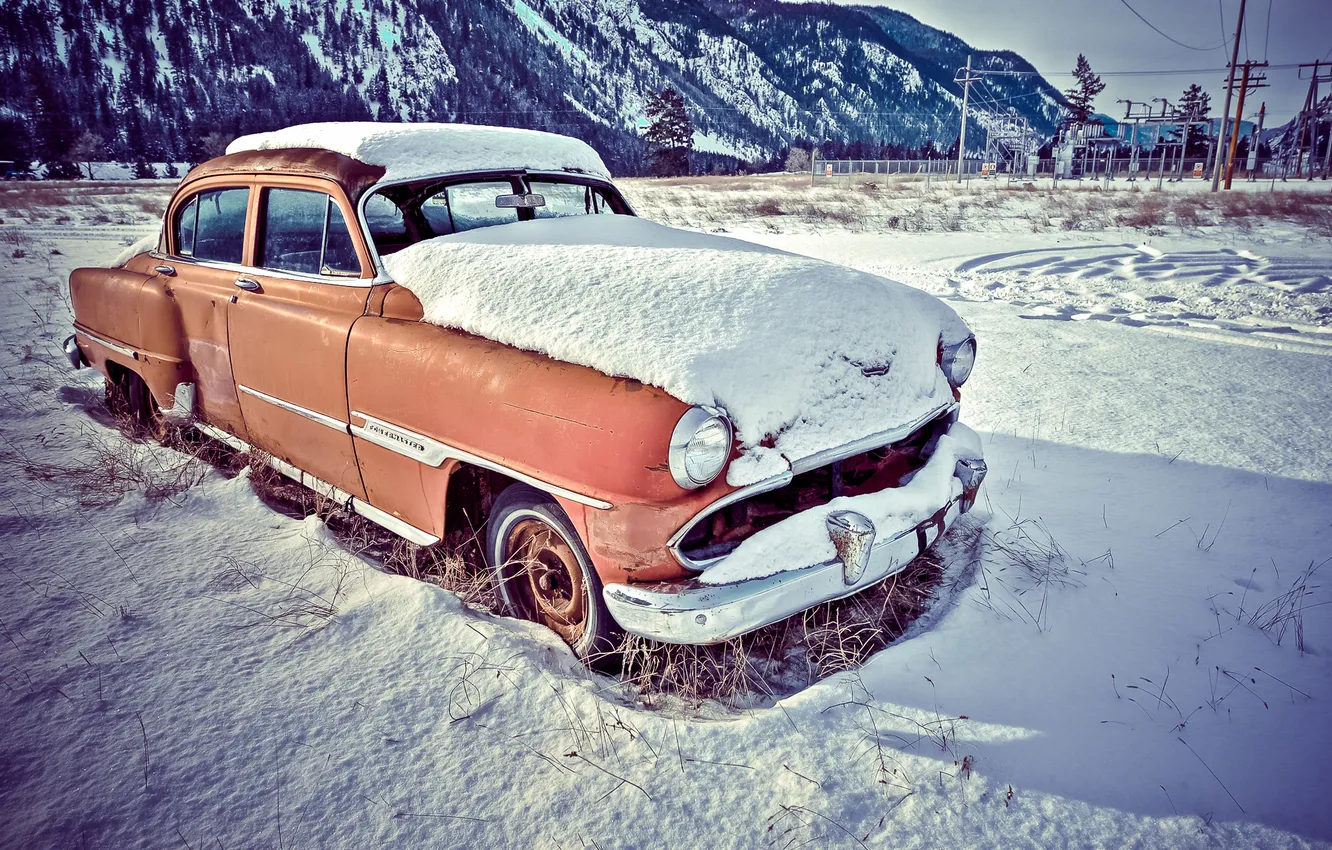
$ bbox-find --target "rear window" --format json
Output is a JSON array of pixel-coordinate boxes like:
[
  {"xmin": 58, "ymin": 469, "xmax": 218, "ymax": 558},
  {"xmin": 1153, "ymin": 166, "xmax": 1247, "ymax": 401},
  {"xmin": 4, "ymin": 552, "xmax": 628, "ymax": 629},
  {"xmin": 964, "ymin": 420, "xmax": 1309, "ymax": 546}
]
[
  {"xmin": 260, "ymin": 188, "xmax": 360, "ymax": 276},
  {"xmin": 174, "ymin": 188, "xmax": 249, "ymax": 264}
]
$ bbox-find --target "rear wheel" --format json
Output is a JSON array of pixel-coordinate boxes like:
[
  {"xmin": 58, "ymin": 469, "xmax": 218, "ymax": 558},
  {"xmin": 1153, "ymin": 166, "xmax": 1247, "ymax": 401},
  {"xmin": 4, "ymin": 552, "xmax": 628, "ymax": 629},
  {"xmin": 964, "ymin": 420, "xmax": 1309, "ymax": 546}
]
[
  {"xmin": 105, "ymin": 368, "xmax": 159, "ymax": 435},
  {"xmin": 486, "ymin": 484, "xmax": 620, "ymax": 661}
]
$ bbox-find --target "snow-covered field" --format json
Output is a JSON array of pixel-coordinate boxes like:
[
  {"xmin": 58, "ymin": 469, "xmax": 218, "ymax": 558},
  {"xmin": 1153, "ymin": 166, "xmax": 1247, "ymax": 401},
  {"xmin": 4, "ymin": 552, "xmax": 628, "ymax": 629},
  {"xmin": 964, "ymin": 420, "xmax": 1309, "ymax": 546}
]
[{"xmin": 1, "ymin": 181, "xmax": 1329, "ymax": 848}]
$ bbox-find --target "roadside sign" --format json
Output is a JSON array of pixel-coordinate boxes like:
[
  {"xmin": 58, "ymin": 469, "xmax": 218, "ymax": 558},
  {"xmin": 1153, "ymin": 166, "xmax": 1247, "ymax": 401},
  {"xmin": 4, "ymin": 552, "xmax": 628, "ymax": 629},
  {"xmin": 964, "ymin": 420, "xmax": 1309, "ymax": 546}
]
[
  {"xmin": 825, "ymin": 164, "xmax": 833, "ymax": 177},
  {"xmin": 1192, "ymin": 163, "xmax": 1204, "ymax": 178}
]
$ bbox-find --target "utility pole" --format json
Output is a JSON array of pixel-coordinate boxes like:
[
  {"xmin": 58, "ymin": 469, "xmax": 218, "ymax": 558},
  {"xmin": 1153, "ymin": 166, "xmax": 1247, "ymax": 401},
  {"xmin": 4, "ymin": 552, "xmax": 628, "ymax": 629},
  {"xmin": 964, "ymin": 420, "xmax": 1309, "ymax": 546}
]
[
  {"xmin": 954, "ymin": 55, "xmax": 978, "ymax": 184},
  {"xmin": 1248, "ymin": 101, "xmax": 1265, "ymax": 180},
  {"xmin": 1225, "ymin": 61, "xmax": 1268, "ymax": 188},
  {"xmin": 1211, "ymin": 0, "xmax": 1247, "ymax": 192}
]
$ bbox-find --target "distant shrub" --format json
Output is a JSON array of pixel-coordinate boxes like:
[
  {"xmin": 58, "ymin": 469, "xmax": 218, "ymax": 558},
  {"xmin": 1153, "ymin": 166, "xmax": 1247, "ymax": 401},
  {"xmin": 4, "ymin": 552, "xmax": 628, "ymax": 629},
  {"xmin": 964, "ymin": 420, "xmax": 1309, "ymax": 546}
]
[
  {"xmin": 1174, "ymin": 202, "xmax": 1204, "ymax": 228},
  {"xmin": 1119, "ymin": 196, "xmax": 1166, "ymax": 228},
  {"xmin": 753, "ymin": 197, "xmax": 785, "ymax": 216}
]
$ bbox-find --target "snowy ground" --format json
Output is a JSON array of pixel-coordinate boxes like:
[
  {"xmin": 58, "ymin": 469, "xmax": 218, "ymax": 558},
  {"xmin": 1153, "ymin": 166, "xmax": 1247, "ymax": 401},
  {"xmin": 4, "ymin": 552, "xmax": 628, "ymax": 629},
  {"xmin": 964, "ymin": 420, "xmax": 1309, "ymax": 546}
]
[{"xmin": 1, "ymin": 184, "xmax": 1330, "ymax": 848}]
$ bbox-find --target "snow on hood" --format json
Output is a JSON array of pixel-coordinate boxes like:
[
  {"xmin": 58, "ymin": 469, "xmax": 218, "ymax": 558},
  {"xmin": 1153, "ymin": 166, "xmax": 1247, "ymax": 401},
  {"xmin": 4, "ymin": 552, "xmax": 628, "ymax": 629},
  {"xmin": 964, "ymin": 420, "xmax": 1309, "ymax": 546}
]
[
  {"xmin": 226, "ymin": 122, "xmax": 612, "ymax": 182},
  {"xmin": 383, "ymin": 216, "xmax": 970, "ymax": 487}
]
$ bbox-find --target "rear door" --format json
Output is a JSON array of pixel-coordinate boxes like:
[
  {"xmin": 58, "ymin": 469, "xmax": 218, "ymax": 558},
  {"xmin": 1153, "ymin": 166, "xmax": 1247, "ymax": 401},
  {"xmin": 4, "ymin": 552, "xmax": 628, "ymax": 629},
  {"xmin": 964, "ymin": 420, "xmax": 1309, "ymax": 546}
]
[
  {"xmin": 227, "ymin": 178, "xmax": 376, "ymax": 499},
  {"xmin": 161, "ymin": 179, "xmax": 253, "ymax": 438}
]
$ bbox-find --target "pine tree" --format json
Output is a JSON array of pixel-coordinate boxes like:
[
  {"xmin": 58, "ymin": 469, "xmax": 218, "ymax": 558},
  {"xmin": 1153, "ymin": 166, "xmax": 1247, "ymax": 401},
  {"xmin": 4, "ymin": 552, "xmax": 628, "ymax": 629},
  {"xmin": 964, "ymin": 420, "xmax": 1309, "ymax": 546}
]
[
  {"xmin": 1064, "ymin": 54, "xmax": 1105, "ymax": 125},
  {"xmin": 643, "ymin": 86, "xmax": 692, "ymax": 177},
  {"xmin": 1178, "ymin": 83, "xmax": 1212, "ymax": 157}
]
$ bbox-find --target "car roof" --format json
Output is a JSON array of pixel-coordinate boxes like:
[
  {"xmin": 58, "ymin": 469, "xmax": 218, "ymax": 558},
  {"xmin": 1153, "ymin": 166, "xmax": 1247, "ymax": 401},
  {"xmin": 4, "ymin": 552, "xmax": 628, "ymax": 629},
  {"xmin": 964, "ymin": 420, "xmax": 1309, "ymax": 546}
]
[{"xmin": 180, "ymin": 148, "xmax": 387, "ymax": 202}]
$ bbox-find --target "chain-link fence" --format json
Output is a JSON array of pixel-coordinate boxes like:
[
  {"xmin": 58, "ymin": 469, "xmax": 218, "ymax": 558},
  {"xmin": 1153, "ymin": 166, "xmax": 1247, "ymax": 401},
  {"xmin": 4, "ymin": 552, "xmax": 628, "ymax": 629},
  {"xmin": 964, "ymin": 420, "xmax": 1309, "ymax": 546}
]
[{"xmin": 811, "ymin": 155, "xmax": 1329, "ymax": 184}]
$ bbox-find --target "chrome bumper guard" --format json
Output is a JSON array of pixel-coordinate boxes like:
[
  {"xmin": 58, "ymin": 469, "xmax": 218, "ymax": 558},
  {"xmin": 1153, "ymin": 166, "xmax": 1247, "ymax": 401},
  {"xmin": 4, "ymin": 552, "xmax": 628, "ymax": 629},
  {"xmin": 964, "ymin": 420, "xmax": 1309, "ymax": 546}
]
[
  {"xmin": 603, "ymin": 426, "xmax": 987, "ymax": 645},
  {"xmin": 63, "ymin": 334, "xmax": 85, "ymax": 369}
]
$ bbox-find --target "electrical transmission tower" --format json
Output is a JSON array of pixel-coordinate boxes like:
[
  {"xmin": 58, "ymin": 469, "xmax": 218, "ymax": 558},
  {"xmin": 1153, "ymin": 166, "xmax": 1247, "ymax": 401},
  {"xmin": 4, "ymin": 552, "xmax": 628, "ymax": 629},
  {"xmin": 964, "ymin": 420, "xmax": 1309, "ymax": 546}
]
[{"xmin": 1289, "ymin": 61, "xmax": 1332, "ymax": 179}]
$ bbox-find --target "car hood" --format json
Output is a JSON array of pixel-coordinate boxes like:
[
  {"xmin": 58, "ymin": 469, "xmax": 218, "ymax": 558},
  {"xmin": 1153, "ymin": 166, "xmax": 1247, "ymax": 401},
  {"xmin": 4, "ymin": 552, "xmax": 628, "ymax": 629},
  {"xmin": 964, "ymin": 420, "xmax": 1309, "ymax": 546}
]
[{"xmin": 383, "ymin": 215, "xmax": 970, "ymax": 487}]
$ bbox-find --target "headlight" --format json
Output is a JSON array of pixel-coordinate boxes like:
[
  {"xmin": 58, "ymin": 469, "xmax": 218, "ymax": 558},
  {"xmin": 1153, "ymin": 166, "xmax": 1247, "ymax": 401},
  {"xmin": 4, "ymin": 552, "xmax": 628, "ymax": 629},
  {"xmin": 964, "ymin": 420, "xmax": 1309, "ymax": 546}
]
[
  {"xmin": 941, "ymin": 336, "xmax": 976, "ymax": 387},
  {"xmin": 668, "ymin": 406, "xmax": 732, "ymax": 489}
]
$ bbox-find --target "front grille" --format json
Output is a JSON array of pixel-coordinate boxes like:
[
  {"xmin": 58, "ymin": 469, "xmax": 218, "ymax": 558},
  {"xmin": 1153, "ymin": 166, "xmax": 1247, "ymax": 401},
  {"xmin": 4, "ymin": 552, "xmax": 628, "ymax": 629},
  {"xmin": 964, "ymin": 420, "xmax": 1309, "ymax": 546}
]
[{"xmin": 677, "ymin": 413, "xmax": 953, "ymax": 564}]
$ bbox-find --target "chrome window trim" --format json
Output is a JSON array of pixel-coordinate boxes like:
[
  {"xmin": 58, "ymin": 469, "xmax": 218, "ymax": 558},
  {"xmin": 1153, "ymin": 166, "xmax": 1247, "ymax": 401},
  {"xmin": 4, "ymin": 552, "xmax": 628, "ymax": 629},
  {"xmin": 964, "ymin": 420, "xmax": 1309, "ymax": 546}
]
[
  {"xmin": 350, "ymin": 410, "xmax": 612, "ymax": 510},
  {"xmin": 162, "ymin": 185, "xmax": 372, "ymax": 287},
  {"xmin": 356, "ymin": 169, "xmax": 630, "ymax": 283},
  {"xmin": 667, "ymin": 402, "xmax": 959, "ymax": 569},
  {"xmin": 160, "ymin": 255, "xmax": 376, "ymax": 288},
  {"xmin": 237, "ymin": 384, "xmax": 350, "ymax": 432}
]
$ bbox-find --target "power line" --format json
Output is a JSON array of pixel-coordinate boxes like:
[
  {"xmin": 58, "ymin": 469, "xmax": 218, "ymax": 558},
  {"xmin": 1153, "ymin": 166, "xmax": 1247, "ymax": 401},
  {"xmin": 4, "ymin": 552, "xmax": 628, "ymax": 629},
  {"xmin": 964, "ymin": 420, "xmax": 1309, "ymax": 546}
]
[
  {"xmin": 1263, "ymin": 0, "xmax": 1272, "ymax": 61},
  {"xmin": 980, "ymin": 62, "xmax": 1304, "ymax": 78},
  {"xmin": 1117, "ymin": 0, "xmax": 1230, "ymax": 51}
]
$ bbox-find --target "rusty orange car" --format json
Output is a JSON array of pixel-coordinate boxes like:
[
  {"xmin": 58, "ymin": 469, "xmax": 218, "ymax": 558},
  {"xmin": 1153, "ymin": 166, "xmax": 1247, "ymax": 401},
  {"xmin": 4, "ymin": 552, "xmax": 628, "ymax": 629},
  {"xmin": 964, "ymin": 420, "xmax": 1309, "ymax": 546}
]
[{"xmin": 65, "ymin": 123, "xmax": 986, "ymax": 659}]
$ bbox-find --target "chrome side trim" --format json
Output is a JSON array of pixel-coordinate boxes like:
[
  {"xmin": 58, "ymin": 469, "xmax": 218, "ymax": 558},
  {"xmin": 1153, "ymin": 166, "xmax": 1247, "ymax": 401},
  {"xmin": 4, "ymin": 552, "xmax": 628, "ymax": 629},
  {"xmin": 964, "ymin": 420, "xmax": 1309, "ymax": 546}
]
[
  {"xmin": 77, "ymin": 327, "xmax": 137, "ymax": 360},
  {"xmin": 350, "ymin": 410, "xmax": 613, "ymax": 510},
  {"xmin": 238, "ymin": 385, "xmax": 349, "ymax": 433},
  {"xmin": 349, "ymin": 412, "xmax": 451, "ymax": 466},
  {"xmin": 666, "ymin": 402, "xmax": 958, "ymax": 569},
  {"xmin": 351, "ymin": 499, "xmax": 440, "ymax": 546},
  {"xmin": 193, "ymin": 421, "xmax": 440, "ymax": 546}
]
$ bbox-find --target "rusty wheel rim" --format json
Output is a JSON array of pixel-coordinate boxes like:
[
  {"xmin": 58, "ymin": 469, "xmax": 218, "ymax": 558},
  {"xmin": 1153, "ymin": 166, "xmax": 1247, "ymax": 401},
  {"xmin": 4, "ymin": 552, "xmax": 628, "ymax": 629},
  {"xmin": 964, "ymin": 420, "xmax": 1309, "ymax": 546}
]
[{"xmin": 504, "ymin": 518, "xmax": 586, "ymax": 644}]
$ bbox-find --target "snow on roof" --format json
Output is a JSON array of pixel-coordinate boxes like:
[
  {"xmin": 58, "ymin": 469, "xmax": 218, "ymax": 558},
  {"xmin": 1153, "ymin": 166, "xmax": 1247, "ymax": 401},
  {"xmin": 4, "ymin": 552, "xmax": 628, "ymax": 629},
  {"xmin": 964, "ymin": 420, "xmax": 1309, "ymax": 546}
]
[
  {"xmin": 383, "ymin": 215, "xmax": 970, "ymax": 487},
  {"xmin": 226, "ymin": 122, "xmax": 612, "ymax": 182}
]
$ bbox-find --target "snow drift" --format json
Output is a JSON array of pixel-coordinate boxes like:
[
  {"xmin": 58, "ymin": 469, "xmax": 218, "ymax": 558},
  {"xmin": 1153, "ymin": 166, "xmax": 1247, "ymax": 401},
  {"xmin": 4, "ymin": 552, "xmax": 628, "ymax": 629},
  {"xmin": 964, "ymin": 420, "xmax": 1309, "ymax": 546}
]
[
  {"xmin": 226, "ymin": 122, "xmax": 612, "ymax": 182},
  {"xmin": 383, "ymin": 215, "xmax": 970, "ymax": 486}
]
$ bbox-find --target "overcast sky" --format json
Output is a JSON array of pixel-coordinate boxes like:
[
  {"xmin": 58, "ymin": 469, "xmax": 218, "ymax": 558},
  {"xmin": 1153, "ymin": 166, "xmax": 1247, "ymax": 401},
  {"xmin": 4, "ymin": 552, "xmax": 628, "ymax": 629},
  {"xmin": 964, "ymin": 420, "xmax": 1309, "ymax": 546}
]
[{"xmin": 825, "ymin": 0, "xmax": 1331, "ymax": 125}]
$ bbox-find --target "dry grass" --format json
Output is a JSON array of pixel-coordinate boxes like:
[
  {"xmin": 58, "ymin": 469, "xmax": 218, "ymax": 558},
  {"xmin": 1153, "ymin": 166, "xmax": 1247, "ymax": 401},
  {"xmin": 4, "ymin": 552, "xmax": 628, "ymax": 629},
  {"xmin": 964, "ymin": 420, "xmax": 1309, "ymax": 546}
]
[
  {"xmin": 19, "ymin": 400, "xmax": 230, "ymax": 508},
  {"xmin": 606, "ymin": 531, "xmax": 971, "ymax": 707},
  {"xmin": 1247, "ymin": 558, "xmax": 1327, "ymax": 654},
  {"xmin": 0, "ymin": 181, "xmax": 173, "ymax": 225},
  {"xmin": 619, "ymin": 173, "xmax": 1332, "ymax": 237},
  {"xmin": 189, "ymin": 431, "xmax": 970, "ymax": 706}
]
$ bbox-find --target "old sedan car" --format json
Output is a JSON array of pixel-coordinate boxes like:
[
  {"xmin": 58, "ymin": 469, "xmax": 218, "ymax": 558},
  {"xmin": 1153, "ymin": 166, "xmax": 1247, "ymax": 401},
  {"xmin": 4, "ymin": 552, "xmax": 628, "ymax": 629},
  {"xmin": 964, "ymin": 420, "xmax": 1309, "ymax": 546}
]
[{"xmin": 65, "ymin": 123, "xmax": 986, "ymax": 659}]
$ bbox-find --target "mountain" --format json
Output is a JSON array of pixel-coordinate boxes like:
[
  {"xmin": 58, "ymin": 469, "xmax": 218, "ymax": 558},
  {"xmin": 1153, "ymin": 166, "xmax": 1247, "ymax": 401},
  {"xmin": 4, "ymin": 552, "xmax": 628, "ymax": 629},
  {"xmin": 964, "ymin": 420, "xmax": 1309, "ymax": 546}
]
[{"xmin": 0, "ymin": 0, "xmax": 1066, "ymax": 175}]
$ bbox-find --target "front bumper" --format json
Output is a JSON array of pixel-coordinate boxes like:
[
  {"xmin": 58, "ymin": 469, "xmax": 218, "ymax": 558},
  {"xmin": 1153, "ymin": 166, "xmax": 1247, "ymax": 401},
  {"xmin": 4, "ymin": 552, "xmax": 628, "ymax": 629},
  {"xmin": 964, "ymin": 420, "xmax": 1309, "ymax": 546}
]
[{"xmin": 602, "ymin": 421, "xmax": 986, "ymax": 644}]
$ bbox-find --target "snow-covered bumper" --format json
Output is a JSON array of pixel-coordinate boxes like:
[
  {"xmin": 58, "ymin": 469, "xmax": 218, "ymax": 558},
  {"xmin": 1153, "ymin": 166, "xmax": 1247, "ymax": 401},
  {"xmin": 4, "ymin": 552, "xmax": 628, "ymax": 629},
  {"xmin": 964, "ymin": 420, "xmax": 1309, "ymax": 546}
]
[{"xmin": 603, "ymin": 421, "xmax": 986, "ymax": 644}]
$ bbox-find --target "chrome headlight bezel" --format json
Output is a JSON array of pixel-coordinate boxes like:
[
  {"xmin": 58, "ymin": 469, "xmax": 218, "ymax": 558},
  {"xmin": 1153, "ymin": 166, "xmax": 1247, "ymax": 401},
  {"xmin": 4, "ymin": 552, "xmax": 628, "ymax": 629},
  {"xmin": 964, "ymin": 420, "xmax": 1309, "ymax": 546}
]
[
  {"xmin": 940, "ymin": 335, "xmax": 977, "ymax": 388},
  {"xmin": 668, "ymin": 406, "xmax": 733, "ymax": 489}
]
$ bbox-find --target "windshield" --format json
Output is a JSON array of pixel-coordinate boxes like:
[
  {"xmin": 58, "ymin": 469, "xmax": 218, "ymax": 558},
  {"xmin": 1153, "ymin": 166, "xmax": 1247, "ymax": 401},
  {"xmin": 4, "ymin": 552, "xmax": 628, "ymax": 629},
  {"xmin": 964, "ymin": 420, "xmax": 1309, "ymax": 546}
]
[{"xmin": 363, "ymin": 174, "xmax": 629, "ymax": 256}]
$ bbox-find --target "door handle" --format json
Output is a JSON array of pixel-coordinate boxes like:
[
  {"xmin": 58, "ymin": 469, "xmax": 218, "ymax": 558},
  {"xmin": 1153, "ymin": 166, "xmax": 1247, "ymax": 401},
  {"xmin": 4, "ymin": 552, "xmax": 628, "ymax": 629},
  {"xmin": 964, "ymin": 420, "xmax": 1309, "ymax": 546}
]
[
  {"xmin": 234, "ymin": 277, "xmax": 261, "ymax": 292},
  {"xmin": 154, "ymin": 264, "xmax": 176, "ymax": 276}
]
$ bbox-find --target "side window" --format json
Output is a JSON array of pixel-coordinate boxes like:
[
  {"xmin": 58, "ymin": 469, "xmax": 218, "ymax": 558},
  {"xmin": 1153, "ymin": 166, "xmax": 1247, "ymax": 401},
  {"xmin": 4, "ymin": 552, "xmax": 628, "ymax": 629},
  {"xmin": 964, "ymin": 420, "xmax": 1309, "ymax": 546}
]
[
  {"xmin": 189, "ymin": 188, "xmax": 249, "ymax": 264},
  {"xmin": 420, "ymin": 190, "xmax": 455, "ymax": 237},
  {"xmin": 261, "ymin": 188, "xmax": 361, "ymax": 276},
  {"xmin": 446, "ymin": 181, "xmax": 518, "ymax": 232},
  {"xmin": 174, "ymin": 196, "xmax": 198, "ymax": 256},
  {"xmin": 323, "ymin": 203, "xmax": 359, "ymax": 275},
  {"xmin": 530, "ymin": 181, "xmax": 615, "ymax": 218}
]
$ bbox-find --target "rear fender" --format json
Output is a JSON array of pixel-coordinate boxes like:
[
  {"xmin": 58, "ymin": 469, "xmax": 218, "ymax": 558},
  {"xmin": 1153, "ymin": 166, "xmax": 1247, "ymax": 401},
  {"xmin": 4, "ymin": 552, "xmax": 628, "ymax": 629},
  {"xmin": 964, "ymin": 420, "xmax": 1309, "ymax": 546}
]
[{"xmin": 69, "ymin": 264, "xmax": 191, "ymax": 413}]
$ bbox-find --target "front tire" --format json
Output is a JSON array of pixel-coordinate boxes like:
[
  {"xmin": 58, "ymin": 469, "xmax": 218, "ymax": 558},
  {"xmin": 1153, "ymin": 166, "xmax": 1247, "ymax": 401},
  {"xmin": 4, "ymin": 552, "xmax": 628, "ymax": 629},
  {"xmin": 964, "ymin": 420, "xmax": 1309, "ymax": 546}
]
[{"xmin": 486, "ymin": 484, "xmax": 620, "ymax": 661}]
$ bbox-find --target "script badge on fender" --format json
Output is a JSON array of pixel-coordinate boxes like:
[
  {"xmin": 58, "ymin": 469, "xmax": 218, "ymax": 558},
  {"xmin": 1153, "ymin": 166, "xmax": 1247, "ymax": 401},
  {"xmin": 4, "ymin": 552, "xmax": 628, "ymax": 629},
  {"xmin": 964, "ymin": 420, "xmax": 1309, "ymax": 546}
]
[{"xmin": 826, "ymin": 510, "xmax": 876, "ymax": 585}]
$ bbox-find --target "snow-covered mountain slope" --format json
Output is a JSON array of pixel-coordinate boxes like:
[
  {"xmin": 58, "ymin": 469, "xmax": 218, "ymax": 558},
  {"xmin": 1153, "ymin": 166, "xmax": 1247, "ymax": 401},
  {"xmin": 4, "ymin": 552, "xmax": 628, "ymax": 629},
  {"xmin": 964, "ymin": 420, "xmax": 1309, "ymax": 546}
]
[{"xmin": 0, "ymin": 0, "xmax": 1065, "ymax": 173}]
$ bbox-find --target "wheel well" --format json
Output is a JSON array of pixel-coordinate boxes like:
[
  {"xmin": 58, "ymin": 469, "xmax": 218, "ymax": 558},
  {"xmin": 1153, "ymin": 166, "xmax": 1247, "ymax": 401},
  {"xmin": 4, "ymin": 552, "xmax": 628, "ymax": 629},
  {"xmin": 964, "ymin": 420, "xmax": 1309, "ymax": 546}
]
[
  {"xmin": 102, "ymin": 359, "xmax": 129, "ymax": 386},
  {"xmin": 443, "ymin": 463, "xmax": 519, "ymax": 544}
]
